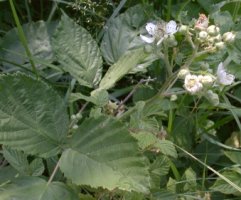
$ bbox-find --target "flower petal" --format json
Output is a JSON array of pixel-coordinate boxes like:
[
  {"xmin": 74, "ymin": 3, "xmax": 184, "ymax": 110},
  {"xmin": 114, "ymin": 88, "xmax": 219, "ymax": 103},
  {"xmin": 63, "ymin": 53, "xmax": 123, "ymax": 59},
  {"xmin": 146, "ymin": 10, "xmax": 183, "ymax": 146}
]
[
  {"xmin": 166, "ymin": 20, "xmax": 178, "ymax": 35},
  {"xmin": 145, "ymin": 23, "xmax": 157, "ymax": 35},
  {"xmin": 140, "ymin": 35, "xmax": 155, "ymax": 43}
]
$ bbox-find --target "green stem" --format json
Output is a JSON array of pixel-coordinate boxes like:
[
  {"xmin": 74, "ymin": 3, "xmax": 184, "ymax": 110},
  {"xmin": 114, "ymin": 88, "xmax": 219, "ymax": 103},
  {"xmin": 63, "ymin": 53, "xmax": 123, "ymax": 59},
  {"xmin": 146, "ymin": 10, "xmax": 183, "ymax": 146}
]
[
  {"xmin": 9, "ymin": 0, "xmax": 38, "ymax": 78},
  {"xmin": 47, "ymin": 159, "xmax": 60, "ymax": 186},
  {"xmin": 169, "ymin": 160, "xmax": 181, "ymax": 180},
  {"xmin": 163, "ymin": 43, "xmax": 172, "ymax": 76},
  {"xmin": 167, "ymin": 0, "xmax": 172, "ymax": 21}
]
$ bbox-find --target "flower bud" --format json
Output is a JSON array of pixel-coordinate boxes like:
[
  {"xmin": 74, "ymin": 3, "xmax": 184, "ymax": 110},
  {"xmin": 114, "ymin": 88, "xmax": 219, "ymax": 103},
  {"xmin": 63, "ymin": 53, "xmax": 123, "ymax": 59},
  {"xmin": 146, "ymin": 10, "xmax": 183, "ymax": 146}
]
[
  {"xmin": 213, "ymin": 34, "xmax": 222, "ymax": 42},
  {"xmin": 207, "ymin": 25, "xmax": 220, "ymax": 36},
  {"xmin": 71, "ymin": 114, "xmax": 76, "ymax": 120},
  {"xmin": 76, "ymin": 113, "xmax": 82, "ymax": 119},
  {"xmin": 206, "ymin": 90, "xmax": 219, "ymax": 106},
  {"xmin": 179, "ymin": 25, "xmax": 188, "ymax": 33},
  {"xmin": 200, "ymin": 62, "xmax": 209, "ymax": 70},
  {"xmin": 199, "ymin": 31, "xmax": 208, "ymax": 40},
  {"xmin": 165, "ymin": 34, "xmax": 178, "ymax": 47},
  {"xmin": 222, "ymin": 32, "xmax": 235, "ymax": 43},
  {"xmin": 198, "ymin": 75, "xmax": 215, "ymax": 86},
  {"xmin": 178, "ymin": 68, "xmax": 190, "ymax": 79},
  {"xmin": 72, "ymin": 124, "xmax": 79, "ymax": 129},
  {"xmin": 170, "ymin": 94, "xmax": 177, "ymax": 101},
  {"xmin": 215, "ymin": 41, "xmax": 225, "ymax": 50}
]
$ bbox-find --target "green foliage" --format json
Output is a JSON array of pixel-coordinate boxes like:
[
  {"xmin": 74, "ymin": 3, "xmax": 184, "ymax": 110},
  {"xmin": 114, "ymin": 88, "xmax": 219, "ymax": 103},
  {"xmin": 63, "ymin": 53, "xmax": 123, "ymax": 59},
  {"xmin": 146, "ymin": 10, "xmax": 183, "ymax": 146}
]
[
  {"xmin": 0, "ymin": 21, "xmax": 56, "ymax": 69},
  {"xmin": 0, "ymin": 177, "xmax": 79, "ymax": 200},
  {"xmin": 52, "ymin": 14, "xmax": 103, "ymax": 87},
  {"xmin": 100, "ymin": 4, "xmax": 150, "ymax": 64},
  {"xmin": 59, "ymin": 116, "xmax": 151, "ymax": 193},
  {"xmin": 0, "ymin": 73, "xmax": 68, "ymax": 157},
  {"xmin": 1, "ymin": 0, "xmax": 241, "ymax": 199}
]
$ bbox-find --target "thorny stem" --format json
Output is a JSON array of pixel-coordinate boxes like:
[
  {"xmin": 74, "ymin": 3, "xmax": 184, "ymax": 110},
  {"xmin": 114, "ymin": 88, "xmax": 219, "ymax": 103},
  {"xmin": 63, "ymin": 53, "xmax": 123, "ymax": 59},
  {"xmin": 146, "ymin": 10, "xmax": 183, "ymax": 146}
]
[
  {"xmin": 47, "ymin": 159, "xmax": 61, "ymax": 186},
  {"xmin": 115, "ymin": 78, "xmax": 156, "ymax": 115},
  {"xmin": 163, "ymin": 43, "xmax": 173, "ymax": 76}
]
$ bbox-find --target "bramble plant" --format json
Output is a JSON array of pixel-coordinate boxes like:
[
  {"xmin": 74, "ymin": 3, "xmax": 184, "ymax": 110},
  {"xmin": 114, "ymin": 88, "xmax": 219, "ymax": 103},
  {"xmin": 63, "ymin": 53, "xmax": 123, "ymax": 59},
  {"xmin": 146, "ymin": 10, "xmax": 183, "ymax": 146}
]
[{"xmin": 1, "ymin": 0, "xmax": 241, "ymax": 199}]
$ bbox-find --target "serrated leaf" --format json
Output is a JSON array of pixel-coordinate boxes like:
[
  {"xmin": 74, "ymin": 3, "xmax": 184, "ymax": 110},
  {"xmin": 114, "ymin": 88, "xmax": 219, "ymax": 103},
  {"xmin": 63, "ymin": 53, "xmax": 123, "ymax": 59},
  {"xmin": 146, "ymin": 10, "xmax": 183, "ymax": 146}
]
[
  {"xmin": 0, "ymin": 166, "xmax": 18, "ymax": 185},
  {"xmin": 0, "ymin": 73, "xmax": 69, "ymax": 157},
  {"xmin": 29, "ymin": 158, "xmax": 45, "ymax": 176},
  {"xmin": 59, "ymin": 116, "xmax": 151, "ymax": 193},
  {"xmin": 0, "ymin": 21, "xmax": 56, "ymax": 69},
  {"xmin": 131, "ymin": 132, "xmax": 157, "ymax": 150},
  {"xmin": 100, "ymin": 4, "xmax": 150, "ymax": 64},
  {"xmin": 154, "ymin": 140, "xmax": 178, "ymax": 159},
  {"xmin": 0, "ymin": 177, "xmax": 79, "ymax": 200},
  {"xmin": 3, "ymin": 146, "xmax": 29, "ymax": 175},
  {"xmin": 211, "ymin": 168, "xmax": 241, "ymax": 195},
  {"xmin": 98, "ymin": 48, "xmax": 148, "ymax": 90},
  {"xmin": 150, "ymin": 155, "xmax": 170, "ymax": 189},
  {"xmin": 52, "ymin": 14, "xmax": 102, "ymax": 87}
]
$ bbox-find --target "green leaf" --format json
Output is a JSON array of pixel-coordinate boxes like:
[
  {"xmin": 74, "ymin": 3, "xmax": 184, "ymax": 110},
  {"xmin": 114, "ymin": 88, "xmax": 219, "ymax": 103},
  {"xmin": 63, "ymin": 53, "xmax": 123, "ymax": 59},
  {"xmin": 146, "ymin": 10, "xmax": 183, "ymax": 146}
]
[
  {"xmin": 3, "ymin": 146, "xmax": 29, "ymax": 175},
  {"xmin": 150, "ymin": 155, "xmax": 170, "ymax": 189},
  {"xmin": 59, "ymin": 116, "xmax": 151, "ymax": 193},
  {"xmin": 224, "ymin": 151, "xmax": 241, "ymax": 165},
  {"xmin": 211, "ymin": 11, "xmax": 234, "ymax": 33},
  {"xmin": 0, "ymin": 177, "xmax": 79, "ymax": 200},
  {"xmin": 3, "ymin": 146, "xmax": 44, "ymax": 176},
  {"xmin": 52, "ymin": 14, "xmax": 102, "ymax": 87},
  {"xmin": 0, "ymin": 21, "xmax": 57, "ymax": 69},
  {"xmin": 211, "ymin": 168, "xmax": 241, "ymax": 195},
  {"xmin": 171, "ymin": 116, "xmax": 195, "ymax": 151},
  {"xmin": 98, "ymin": 48, "xmax": 148, "ymax": 90},
  {"xmin": 0, "ymin": 166, "xmax": 18, "ymax": 185},
  {"xmin": 70, "ymin": 89, "xmax": 108, "ymax": 106},
  {"xmin": 0, "ymin": 73, "xmax": 69, "ymax": 157},
  {"xmin": 154, "ymin": 140, "xmax": 178, "ymax": 159},
  {"xmin": 100, "ymin": 4, "xmax": 150, "ymax": 64}
]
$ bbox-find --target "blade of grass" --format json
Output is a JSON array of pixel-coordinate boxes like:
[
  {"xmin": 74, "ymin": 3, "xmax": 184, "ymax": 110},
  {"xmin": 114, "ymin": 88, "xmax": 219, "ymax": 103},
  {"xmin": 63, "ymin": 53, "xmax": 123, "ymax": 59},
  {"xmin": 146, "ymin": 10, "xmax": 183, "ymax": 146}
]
[
  {"xmin": 47, "ymin": 1, "xmax": 58, "ymax": 22},
  {"xmin": 9, "ymin": 0, "xmax": 38, "ymax": 78},
  {"xmin": 175, "ymin": 144, "xmax": 241, "ymax": 193},
  {"xmin": 24, "ymin": 0, "xmax": 32, "ymax": 22}
]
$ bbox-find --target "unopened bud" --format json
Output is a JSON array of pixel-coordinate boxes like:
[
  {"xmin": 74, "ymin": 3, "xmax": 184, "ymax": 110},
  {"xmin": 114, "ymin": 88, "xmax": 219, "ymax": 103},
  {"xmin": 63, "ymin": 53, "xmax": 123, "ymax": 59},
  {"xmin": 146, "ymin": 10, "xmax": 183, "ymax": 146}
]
[
  {"xmin": 170, "ymin": 94, "xmax": 177, "ymax": 101},
  {"xmin": 178, "ymin": 68, "xmax": 190, "ymax": 79},
  {"xmin": 71, "ymin": 114, "xmax": 76, "ymax": 120},
  {"xmin": 222, "ymin": 32, "xmax": 235, "ymax": 43},
  {"xmin": 72, "ymin": 124, "xmax": 79, "ymax": 129},
  {"xmin": 206, "ymin": 90, "xmax": 219, "ymax": 106},
  {"xmin": 199, "ymin": 31, "xmax": 208, "ymax": 40},
  {"xmin": 215, "ymin": 41, "xmax": 225, "ymax": 50},
  {"xmin": 207, "ymin": 25, "xmax": 220, "ymax": 36},
  {"xmin": 76, "ymin": 113, "xmax": 82, "ymax": 119},
  {"xmin": 179, "ymin": 25, "xmax": 188, "ymax": 33},
  {"xmin": 165, "ymin": 35, "xmax": 178, "ymax": 47}
]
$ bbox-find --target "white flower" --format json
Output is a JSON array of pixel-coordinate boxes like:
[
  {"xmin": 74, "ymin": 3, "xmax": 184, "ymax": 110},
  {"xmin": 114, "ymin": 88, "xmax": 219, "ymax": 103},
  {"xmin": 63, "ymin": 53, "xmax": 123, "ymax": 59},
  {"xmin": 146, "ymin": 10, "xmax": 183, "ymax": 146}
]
[
  {"xmin": 199, "ymin": 31, "xmax": 208, "ymax": 40},
  {"xmin": 198, "ymin": 75, "xmax": 215, "ymax": 86},
  {"xmin": 140, "ymin": 20, "xmax": 178, "ymax": 45},
  {"xmin": 217, "ymin": 62, "xmax": 235, "ymax": 85},
  {"xmin": 184, "ymin": 74, "xmax": 203, "ymax": 94}
]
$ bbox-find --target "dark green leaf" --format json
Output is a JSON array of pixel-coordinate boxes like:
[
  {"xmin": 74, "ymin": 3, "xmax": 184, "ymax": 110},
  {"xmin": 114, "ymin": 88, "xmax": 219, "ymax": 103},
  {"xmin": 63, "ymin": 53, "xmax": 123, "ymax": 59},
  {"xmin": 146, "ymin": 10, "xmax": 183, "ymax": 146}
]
[
  {"xmin": 52, "ymin": 14, "xmax": 102, "ymax": 87},
  {"xmin": 0, "ymin": 73, "xmax": 68, "ymax": 157}
]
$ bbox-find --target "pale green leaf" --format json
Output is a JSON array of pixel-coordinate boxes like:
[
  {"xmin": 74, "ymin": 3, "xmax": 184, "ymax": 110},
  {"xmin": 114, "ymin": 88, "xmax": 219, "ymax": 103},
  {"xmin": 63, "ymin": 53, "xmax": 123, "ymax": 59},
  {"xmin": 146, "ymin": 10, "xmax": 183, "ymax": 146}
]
[
  {"xmin": 98, "ymin": 48, "xmax": 148, "ymax": 90},
  {"xmin": 59, "ymin": 116, "xmax": 151, "ymax": 193},
  {"xmin": 0, "ymin": 73, "xmax": 69, "ymax": 157},
  {"xmin": 131, "ymin": 132, "xmax": 157, "ymax": 150},
  {"xmin": 52, "ymin": 14, "xmax": 102, "ymax": 87},
  {"xmin": 100, "ymin": 4, "xmax": 150, "ymax": 64},
  {"xmin": 211, "ymin": 168, "xmax": 241, "ymax": 195},
  {"xmin": 0, "ymin": 21, "xmax": 56, "ymax": 69},
  {"xmin": 0, "ymin": 166, "xmax": 18, "ymax": 185},
  {"xmin": 0, "ymin": 177, "xmax": 79, "ymax": 200},
  {"xmin": 154, "ymin": 140, "xmax": 178, "ymax": 159}
]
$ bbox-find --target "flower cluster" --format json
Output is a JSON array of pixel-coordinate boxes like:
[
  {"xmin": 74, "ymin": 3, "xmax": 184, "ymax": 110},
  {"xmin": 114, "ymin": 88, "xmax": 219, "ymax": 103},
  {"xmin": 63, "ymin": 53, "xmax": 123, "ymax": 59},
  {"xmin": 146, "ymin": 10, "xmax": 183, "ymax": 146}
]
[
  {"xmin": 180, "ymin": 62, "xmax": 235, "ymax": 105},
  {"xmin": 194, "ymin": 14, "xmax": 236, "ymax": 50}
]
